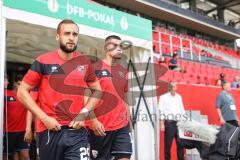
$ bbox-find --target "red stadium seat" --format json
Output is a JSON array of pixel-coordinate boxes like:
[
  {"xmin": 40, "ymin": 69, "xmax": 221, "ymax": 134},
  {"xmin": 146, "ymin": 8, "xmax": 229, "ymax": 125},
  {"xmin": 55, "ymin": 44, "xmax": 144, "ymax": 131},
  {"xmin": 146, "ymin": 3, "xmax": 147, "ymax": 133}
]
[
  {"xmin": 172, "ymin": 36, "xmax": 180, "ymax": 46},
  {"xmin": 161, "ymin": 33, "xmax": 170, "ymax": 43},
  {"xmin": 153, "ymin": 27, "xmax": 240, "ymax": 86},
  {"xmin": 152, "ymin": 31, "xmax": 159, "ymax": 42},
  {"xmin": 153, "ymin": 42, "xmax": 160, "ymax": 53},
  {"xmin": 161, "ymin": 44, "xmax": 171, "ymax": 55}
]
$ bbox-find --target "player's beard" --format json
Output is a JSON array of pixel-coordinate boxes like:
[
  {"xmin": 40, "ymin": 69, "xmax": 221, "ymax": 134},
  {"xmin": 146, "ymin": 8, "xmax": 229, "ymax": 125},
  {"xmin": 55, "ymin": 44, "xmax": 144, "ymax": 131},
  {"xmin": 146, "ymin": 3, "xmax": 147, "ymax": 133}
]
[
  {"xmin": 113, "ymin": 55, "xmax": 122, "ymax": 60},
  {"xmin": 60, "ymin": 42, "xmax": 77, "ymax": 54}
]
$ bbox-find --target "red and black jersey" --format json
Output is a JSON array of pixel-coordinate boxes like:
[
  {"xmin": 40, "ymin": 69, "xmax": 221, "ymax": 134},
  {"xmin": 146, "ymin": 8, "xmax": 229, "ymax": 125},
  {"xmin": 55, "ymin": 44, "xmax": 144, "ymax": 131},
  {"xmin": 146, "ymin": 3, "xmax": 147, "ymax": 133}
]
[
  {"xmin": 89, "ymin": 61, "xmax": 129, "ymax": 131},
  {"xmin": 4, "ymin": 90, "xmax": 27, "ymax": 132},
  {"xmin": 30, "ymin": 87, "xmax": 39, "ymax": 101},
  {"xmin": 23, "ymin": 51, "xmax": 96, "ymax": 132}
]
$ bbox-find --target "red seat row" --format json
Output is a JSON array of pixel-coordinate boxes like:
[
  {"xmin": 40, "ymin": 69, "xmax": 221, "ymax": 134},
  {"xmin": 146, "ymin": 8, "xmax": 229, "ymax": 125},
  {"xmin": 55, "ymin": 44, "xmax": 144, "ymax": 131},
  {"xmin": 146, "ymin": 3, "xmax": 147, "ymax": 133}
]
[{"xmin": 157, "ymin": 59, "xmax": 240, "ymax": 86}]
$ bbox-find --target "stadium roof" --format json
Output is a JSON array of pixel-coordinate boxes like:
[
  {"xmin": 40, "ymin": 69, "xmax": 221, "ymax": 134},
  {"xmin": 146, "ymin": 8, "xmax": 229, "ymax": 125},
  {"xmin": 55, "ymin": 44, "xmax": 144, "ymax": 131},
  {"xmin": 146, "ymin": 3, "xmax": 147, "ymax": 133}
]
[
  {"xmin": 207, "ymin": 0, "xmax": 240, "ymax": 16},
  {"xmin": 100, "ymin": 0, "xmax": 240, "ymax": 40},
  {"xmin": 180, "ymin": 0, "xmax": 240, "ymax": 29}
]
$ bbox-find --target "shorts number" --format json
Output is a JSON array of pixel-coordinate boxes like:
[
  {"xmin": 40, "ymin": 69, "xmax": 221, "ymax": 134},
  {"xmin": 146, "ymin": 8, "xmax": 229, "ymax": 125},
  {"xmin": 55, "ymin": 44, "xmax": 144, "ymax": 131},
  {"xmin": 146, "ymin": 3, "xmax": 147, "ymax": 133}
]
[{"xmin": 80, "ymin": 147, "xmax": 89, "ymax": 160}]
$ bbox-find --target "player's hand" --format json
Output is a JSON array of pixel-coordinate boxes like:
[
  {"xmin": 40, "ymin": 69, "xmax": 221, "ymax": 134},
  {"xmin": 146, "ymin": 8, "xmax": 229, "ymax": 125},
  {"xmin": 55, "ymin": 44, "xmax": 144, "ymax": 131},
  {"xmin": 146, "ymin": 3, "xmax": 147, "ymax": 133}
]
[
  {"xmin": 24, "ymin": 130, "xmax": 33, "ymax": 144},
  {"xmin": 69, "ymin": 120, "xmax": 84, "ymax": 129},
  {"xmin": 42, "ymin": 116, "xmax": 61, "ymax": 131},
  {"xmin": 220, "ymin": 118, "xmax": 225, "ymax": 125},
  {"xmin": 92, "ymin": 119, "xmax": 106, "ymax": 136}
]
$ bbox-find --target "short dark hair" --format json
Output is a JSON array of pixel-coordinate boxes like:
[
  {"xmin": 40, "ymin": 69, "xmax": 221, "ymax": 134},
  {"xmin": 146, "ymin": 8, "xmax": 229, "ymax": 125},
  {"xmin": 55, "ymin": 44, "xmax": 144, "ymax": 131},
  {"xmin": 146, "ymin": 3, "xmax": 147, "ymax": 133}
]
[
  {"xmin": 57, "ymin": 19, "xmax": 78, "ymax": 33},
  {"xmin": 105, "ymin": 35, "xmax": 121, "ymax": 42},
  {"xmin": 15, "ymin": 74, "xmax": 23, "ymax": 82},
  {"xmin": 220, "ymin": 73, "xmax": 225, "ymax": 78}
]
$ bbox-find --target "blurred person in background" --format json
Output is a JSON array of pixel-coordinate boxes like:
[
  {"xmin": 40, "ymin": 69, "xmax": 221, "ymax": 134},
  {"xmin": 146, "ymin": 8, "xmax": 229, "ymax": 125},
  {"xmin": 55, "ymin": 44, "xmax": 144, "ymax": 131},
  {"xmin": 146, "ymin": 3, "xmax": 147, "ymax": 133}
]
[
  {"xmin": 216, "ymin": 82, "xmax": 240, "ymax": 127},
  {"xmin": 168, "ymin": 53, "xmax": 185, "ymax": 73},
  {"xmin": 88, "ymin": 35, "xmax": 132, "ymax": 160},
  {"xmin": 231, "ymin": 76, "xmax": 239, "ymax": 88},
  {"xmin": 216, "ymin": 73, "xmax": 226, "ymax": 86},
  {"xmin": 3, "ymin": 75, "xmax": 32, "ymax": 160},
  {"xmin": 159, "ymin": 82, "xmax": 185, "ymax": 160}
]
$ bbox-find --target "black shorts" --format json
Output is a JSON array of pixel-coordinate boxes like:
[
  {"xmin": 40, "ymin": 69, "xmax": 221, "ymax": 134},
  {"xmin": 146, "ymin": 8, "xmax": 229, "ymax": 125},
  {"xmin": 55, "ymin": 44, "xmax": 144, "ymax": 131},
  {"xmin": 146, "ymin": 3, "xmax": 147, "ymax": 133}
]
[
  {"xmin": 3, "ymin": 132, "xmax": 30, "ymax": 154},
  {"xmin": 37, "ymin": 126, "xmax": 89, "ymax": 160},
  {"xmin": 226, "ymin": 120, "xmax": 239, "ymax": 127},
  {"xmin": 89, "ymin": 125, "xmax": 132, "ymax": 160}
]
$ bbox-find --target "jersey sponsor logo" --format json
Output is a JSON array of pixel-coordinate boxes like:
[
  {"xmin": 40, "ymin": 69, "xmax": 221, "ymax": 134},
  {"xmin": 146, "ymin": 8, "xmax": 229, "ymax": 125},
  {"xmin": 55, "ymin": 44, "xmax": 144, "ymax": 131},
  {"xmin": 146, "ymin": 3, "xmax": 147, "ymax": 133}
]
[
  {"xmin": 7, "ymin": 96, "xmax": 16, "ymax": 102},
  {"xmin": 45, "ymin": 64, "xmax": 64, "ymax": 75},
  {"xmin": 95, "ymin": 69, "xmax": 112, "ymax": 78}
]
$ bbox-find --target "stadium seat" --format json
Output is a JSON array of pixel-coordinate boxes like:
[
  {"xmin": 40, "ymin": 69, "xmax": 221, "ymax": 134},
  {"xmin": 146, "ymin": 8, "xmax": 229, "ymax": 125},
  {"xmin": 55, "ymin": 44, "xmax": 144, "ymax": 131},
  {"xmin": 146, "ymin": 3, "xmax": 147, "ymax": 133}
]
[
  {"xmin": 153, "ymin": 42, "xmax": 160, "ymax": 53},
  {"xmin": 161, "ymin": 44, "xmax": 171, "ymax": 55},
  {"xmin": 161, "ymin": 33, "xmax": 170, "ymax": 43},
  {"xmin": 152, "ymin": 31, "xmax": 159, "ymax": 41}
]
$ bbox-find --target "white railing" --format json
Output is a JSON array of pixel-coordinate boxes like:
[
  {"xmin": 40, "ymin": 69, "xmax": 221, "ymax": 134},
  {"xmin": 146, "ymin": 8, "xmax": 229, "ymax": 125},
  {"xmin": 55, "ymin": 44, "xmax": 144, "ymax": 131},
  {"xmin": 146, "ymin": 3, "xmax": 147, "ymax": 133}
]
[{"xmin": 153, "ymin": 30, "xmax": 194, "ymax": 60}]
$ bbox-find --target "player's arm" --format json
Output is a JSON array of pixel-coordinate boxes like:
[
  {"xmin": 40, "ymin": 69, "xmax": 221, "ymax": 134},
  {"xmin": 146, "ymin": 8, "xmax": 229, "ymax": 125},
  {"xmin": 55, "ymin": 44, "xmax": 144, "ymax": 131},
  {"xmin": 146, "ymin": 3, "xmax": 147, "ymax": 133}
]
[
  {"xmin": 216, "ymin": 95, "xmax": 225, "ymax": 125},
  {"xmin": 69, "ymin": 81, "xmax": 102, "ymax": 129},
  {"xmin": 24, "ymin": 111, "xmax": 33, "ymax": 144},
  {"xmin": 124, "ymin": 93, "xmax": 132, "ymax": 131},
  {"xmin": 84, "ymin": 80, "xmax": 102, "ymax": 112},
  {"xmin": 89, "ymin": 111, "xmax": 106, "ymax": 136},
  {"xmin": 17, "ymin": 82, "xmax": 61, "ymax": 131},
  {"xmin": 216, "ymin": 108, "xmax": 225, "ymax": 124},
  {"xmin": 123, "ymin": 72, "xmax": 132, "ymax": 131},
  {"xmin": 84, "ymin": 88, "xmax": 105, "ymax": 136}
]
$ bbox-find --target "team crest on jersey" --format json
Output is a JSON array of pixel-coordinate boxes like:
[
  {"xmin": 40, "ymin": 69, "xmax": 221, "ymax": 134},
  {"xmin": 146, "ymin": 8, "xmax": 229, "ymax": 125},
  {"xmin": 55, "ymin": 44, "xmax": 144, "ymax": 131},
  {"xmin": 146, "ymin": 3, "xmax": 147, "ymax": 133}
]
[
  {"xmin": 118, "ymin": 71, "xmax": 125, "ymax": 78},
  {"xmin": 77, "ymin": 65, "xmax": 85, "ymax": 73},
  {"xmin": 92, "ymin": 150, "xmax": 98, "ymax": 159}
]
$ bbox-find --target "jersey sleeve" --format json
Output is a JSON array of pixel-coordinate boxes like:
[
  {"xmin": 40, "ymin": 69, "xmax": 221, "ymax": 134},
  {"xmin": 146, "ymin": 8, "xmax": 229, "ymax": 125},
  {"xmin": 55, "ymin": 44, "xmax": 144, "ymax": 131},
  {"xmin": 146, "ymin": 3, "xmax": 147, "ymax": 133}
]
[
  {"xmin": 85, "ymin": 62, "xmax": 97, "ymax": 86},
  {"xmin": 23, "ymin": 60, "xmax": 43, "ymax": 87}
]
